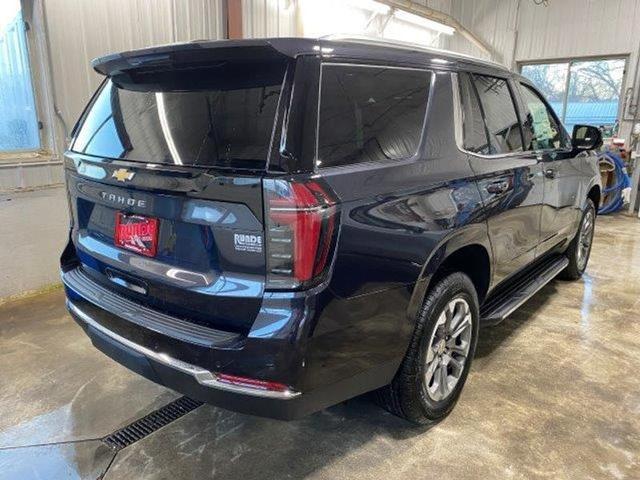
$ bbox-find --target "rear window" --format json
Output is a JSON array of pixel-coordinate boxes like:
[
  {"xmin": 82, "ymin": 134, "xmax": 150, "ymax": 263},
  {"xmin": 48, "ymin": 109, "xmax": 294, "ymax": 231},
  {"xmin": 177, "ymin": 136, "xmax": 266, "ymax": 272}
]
[
  {"xmin": 72, "ymin": 61, "xmax": 286, "ymax": 169},
  {"xmin": 317, "ymin": 64, "xmax": 430, "ymax": 169}
]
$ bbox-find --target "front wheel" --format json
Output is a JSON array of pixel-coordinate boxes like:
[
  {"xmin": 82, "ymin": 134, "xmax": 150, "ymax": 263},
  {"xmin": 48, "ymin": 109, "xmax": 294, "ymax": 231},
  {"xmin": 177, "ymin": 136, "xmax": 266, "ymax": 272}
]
[
  {"xmin": 560, "ymin": 199, "xmax": 596, "ymax": 280},
  {"xmin": 376, "ymin": 272, "xmax": 479, "ymax": 425}
]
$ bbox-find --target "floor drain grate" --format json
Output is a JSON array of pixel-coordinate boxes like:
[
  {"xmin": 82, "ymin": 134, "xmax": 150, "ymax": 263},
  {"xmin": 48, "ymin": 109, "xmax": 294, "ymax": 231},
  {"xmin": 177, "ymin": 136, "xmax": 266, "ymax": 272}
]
[{"xmin": 103, "ymin": 396, "xmax": 203, "ymax": 450}]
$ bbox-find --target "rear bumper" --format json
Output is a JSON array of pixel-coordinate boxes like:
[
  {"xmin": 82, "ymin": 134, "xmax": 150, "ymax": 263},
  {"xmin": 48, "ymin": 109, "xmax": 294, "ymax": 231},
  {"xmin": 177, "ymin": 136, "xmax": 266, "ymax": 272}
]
[
  {"xmin": 66, "ymin": 297, "xmax": 399, "ymax": 420},
  {"xmin": 67, "ymin": 300, "xmax": 299, "ymax": 400},
  {"xmin": 66, "ymin": 299, "xmax": 321, "ymax": 419},
  {"xmin": 62, "ymin": 265, "xmax": 400, "ymax": 420}
]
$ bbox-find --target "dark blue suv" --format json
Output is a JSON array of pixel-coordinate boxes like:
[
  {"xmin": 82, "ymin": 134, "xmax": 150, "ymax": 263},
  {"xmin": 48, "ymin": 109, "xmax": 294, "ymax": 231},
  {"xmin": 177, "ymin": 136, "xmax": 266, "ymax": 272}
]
[{"xmin": 61, "ymin": 38, "xmax": 602, "ymax": 424}]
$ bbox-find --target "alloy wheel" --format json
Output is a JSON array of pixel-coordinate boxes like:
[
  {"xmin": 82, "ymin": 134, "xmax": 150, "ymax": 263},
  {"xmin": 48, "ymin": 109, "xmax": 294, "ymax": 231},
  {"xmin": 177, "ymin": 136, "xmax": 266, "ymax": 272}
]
[
  {"xmin": 424, "ymin": 297, "xmax": 473, "ymax": 402},
  {"xmin": 577, "ymin": 209, "xmax": 595, "ymax": 271}
]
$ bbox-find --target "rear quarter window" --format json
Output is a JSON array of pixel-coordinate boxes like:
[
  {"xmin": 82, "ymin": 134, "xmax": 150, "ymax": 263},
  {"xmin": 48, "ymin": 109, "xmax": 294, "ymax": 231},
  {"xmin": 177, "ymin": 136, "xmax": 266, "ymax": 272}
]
[{"xmin": 317, "ymin": 64, "xmax": 431, "ymax": 169}]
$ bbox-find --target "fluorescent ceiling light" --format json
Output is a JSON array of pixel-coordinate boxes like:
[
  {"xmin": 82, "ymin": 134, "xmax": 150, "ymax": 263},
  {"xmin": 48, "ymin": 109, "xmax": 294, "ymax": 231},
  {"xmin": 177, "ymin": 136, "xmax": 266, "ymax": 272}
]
[
  {"xmin": 393, "ymin": 9, "xmax": 455, "ymax": 35},
  {"xmin": 347, "ymin": 0, "xmax": 391, "ymax": 15}
]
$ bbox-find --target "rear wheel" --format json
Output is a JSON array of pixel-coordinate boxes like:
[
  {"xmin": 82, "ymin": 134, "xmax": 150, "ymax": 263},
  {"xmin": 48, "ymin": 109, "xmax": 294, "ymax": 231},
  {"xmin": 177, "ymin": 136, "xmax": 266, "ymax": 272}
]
[
  {"xmin": 560, "ymin": 199, "xmax": 596, "ymax": 280},
  {"xmin": 376, "ymin": 272, "xmax": 479, "ymax": 425}
]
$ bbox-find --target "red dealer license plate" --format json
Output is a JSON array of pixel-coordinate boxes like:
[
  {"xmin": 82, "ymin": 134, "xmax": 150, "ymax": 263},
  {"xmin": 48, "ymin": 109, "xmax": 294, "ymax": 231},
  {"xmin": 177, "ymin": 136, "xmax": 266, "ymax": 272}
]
[{"xmin": 114, "ymin": 212, "xmax": 159, "ymax": 257}]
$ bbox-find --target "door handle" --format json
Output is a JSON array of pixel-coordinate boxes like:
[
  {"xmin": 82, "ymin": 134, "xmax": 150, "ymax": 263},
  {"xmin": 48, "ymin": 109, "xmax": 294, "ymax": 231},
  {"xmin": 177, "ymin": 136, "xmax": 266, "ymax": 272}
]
[
  {"xmin": 486, "ymin": 180, "xmax": 510, "ymax": 194},
  {"xmin": 544, "ymin": 168, "xmax": 557, "ymax": 179}
]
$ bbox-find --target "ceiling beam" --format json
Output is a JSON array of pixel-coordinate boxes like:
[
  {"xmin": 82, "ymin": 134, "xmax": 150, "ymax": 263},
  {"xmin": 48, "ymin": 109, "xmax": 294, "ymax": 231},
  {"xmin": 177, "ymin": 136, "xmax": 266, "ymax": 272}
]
[{"xmin": 375, "ymin": 0, "xmax": 495, "ymax": 58}]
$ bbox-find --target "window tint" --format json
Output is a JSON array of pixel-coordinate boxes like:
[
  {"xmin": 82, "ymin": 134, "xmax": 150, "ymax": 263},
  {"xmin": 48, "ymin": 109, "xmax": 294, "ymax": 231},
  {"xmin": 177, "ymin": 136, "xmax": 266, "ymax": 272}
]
[
  {"xmin": 519, "ymin": 83, "xmax": 569, "ymax": 150},
  {"xmin": 72, "ymin": 61, "xmax": 286, "ymax": 169},
  {"xmin": 472, "ymin": 75, "xmax": 523, "ymax": 154},
  {"xmin": 458, "ymin": 73, "xmax": 490, "ymax": 155},
  {"xmin": 317, "ymin": 65, "xmax": 430, "ymax": 168}
]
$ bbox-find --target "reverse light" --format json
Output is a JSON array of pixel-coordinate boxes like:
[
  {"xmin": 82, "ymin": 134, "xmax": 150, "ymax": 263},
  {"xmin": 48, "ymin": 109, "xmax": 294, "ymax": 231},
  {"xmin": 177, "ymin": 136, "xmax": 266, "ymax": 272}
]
[{"xmin": 264, "ymin": 179, "xmax": 338, "ymax": 290}]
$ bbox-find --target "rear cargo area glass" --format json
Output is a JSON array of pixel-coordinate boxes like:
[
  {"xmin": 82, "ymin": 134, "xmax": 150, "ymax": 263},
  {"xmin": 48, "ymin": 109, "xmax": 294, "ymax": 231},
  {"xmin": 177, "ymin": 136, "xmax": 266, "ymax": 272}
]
[{"xmin": 72, "ymin": 63, "xmax": 285, "ymax": 169}]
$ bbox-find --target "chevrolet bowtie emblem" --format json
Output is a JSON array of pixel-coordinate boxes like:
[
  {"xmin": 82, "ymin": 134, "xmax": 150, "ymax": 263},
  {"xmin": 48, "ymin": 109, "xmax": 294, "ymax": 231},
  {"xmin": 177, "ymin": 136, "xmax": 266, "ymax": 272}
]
[{"xmin": 112, "ymin": 168, "xmax": 135, "ymax": 182}]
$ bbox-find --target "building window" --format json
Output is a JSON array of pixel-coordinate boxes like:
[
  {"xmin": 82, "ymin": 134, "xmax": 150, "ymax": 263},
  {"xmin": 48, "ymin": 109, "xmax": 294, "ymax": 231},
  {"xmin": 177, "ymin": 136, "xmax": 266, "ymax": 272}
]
[
  {"xmin": 0, "ymin": 0, "xmax": 40, "ymax": 152},
  {"xmin": 521, "ymin": 58, "xmax": 626, "ymax": 137}
]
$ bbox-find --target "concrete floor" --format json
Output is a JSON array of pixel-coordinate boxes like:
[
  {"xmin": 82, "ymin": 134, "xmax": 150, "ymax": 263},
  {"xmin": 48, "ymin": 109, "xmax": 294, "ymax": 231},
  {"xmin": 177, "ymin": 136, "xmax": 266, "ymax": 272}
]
[{"xmin": 0, "ymin": 214, "xmax": 639, "ymax": 480}]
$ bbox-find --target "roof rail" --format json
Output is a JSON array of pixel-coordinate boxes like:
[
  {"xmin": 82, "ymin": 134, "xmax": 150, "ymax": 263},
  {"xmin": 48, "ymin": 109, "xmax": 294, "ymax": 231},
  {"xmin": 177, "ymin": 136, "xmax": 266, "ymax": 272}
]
[{"xmin": 320, "ymin": 34, "xmax": 506, "ymax": 70}]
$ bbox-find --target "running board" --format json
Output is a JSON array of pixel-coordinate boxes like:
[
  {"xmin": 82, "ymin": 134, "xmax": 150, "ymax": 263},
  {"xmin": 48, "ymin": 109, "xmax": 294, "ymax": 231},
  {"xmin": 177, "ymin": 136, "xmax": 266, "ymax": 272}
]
[{"xmin": 480, "ymin": 256, "xmax": 569, "ymax": 326}]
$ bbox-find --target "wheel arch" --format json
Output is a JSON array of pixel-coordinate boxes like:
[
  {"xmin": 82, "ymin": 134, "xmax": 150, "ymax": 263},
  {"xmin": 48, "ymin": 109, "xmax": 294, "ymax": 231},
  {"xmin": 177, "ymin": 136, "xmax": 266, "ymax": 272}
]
[
  {"xmin": 587, "ymin": 184, "xmax": 601, "ymax": 214},
  {"xmin": 407, "ymin": 225, "xmax": 492, "ymax": 323}
]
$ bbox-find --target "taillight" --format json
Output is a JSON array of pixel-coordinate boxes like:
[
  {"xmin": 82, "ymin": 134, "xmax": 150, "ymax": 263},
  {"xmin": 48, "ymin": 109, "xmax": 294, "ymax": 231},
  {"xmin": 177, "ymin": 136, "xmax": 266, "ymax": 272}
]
[
  {"xmin": 264, "ymin": 179, "xmax": 338, "ymax": 289},
  {"xmin": 216, "ymin": 373, "xmax": 289, "ymax": 393}
]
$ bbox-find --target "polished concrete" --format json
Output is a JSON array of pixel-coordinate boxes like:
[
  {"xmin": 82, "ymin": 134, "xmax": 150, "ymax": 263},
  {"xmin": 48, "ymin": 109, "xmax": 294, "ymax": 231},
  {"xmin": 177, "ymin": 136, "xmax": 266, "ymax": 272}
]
[{"xmin": 1, "ymin": 213, "xmax": 639, "ymax": 479}]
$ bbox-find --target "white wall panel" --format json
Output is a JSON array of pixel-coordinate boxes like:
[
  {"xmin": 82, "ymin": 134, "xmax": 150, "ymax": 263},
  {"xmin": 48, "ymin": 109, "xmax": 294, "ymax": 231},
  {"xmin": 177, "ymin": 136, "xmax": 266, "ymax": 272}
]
[
  {"xmin": 241, "ymin": 0, "xmax": 453, "ymax": 42},
  {"xmin": 447, "ymin": 0, "xmax": 518, "ymax": 66},
  {"xmin": 242, "ymin": 0, "xmax": 298, "ymax": 37},
  {"xmin": 514, "ymin": 0, "xmax": 640, "ymax": 62}
]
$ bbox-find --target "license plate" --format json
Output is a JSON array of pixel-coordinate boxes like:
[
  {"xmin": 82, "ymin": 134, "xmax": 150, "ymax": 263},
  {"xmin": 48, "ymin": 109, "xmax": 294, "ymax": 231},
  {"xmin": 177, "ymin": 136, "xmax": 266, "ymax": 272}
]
[{"xmin": 114, "ymin": 212, "xmax": 159, "ymax": 257}]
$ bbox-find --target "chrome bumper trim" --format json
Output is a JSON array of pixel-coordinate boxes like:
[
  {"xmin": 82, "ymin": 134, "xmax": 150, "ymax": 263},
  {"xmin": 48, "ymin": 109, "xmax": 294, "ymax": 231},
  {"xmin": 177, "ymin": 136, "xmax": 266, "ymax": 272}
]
[{"xmin": 67, "ymin": 300, "xmax": 300, "ymax": 400}]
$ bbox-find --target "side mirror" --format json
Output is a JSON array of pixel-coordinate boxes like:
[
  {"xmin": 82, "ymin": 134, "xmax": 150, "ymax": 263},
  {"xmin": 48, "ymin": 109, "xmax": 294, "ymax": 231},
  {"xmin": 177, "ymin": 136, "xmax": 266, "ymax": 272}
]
[{"xmin": 572, "ymin": 125, "xmax": 603, "ymax": 151}]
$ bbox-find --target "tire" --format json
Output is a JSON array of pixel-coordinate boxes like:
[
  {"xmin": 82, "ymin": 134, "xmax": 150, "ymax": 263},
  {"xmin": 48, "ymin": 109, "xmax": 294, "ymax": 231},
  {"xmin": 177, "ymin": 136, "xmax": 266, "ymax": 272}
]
[
  {"xmin": 560, "ymin": 199, "xmax": 596, "ymax": 280},
  {"xmin": 376, "ymin": 272, "xmax": 479, "ymax": 425}
]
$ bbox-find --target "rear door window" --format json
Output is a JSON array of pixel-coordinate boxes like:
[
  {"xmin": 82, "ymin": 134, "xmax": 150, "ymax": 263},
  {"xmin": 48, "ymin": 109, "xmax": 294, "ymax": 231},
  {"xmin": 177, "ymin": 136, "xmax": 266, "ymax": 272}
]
[
  {"xmin": 518, "ymin": 82, "xmax": 570, "ymax": 150},
  {"xmin": 458, "ymin": 73, "xmax": 491, "ymax": 155},
  {"xmin": 317, "ymin": 64, "xmax": 431, "ymax": 168},
  {"xmin": 72, "ymin": 61, "xmax": 287, "ymax": 169},
  {"xmin": 472, "ymin": 74, "xmax": 523, "ymax": 154}
]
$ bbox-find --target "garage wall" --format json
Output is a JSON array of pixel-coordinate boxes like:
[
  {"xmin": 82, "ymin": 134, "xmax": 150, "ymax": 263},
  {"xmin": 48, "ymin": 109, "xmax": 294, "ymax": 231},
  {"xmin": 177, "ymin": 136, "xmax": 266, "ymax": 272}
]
[
  {"xmin": 242, "ymin": 0, "xmax": 454, "ymax": 42},
  {"xmin": 0, "ymin": 187, "xmax": 68, "ymax": 300},
  {"xmin": 446, "ymin": 0, "xmax": 519, "ymax": 66},
  {"xmin": 242, "ymin": 0, "xmax": 298, "ymax": 37},
  {"xmin": 514, "ymin": 0, "xmax": 640, "ymax": 62}
]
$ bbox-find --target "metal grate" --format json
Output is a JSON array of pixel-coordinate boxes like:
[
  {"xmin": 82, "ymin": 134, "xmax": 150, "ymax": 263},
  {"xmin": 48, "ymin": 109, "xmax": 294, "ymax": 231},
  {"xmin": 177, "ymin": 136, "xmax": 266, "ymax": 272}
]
[{"xmin": 103, "ymin": 396, "xmax": 203, "ymax": 450}]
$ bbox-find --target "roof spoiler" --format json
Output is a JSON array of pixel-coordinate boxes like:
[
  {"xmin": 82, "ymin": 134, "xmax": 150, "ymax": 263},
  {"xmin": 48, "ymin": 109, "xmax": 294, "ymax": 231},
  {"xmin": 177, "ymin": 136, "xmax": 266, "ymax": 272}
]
[{"xmin": 91, "ymin": 39, "xmax": 304, "ymax": 77}]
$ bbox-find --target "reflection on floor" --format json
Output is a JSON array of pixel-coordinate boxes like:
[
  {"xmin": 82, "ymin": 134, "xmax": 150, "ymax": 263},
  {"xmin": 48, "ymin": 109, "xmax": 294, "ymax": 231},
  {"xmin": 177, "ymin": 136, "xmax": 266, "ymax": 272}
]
[{"xmin": 1, "ymin": 213, "xmax": 639, "ymax": 480}]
